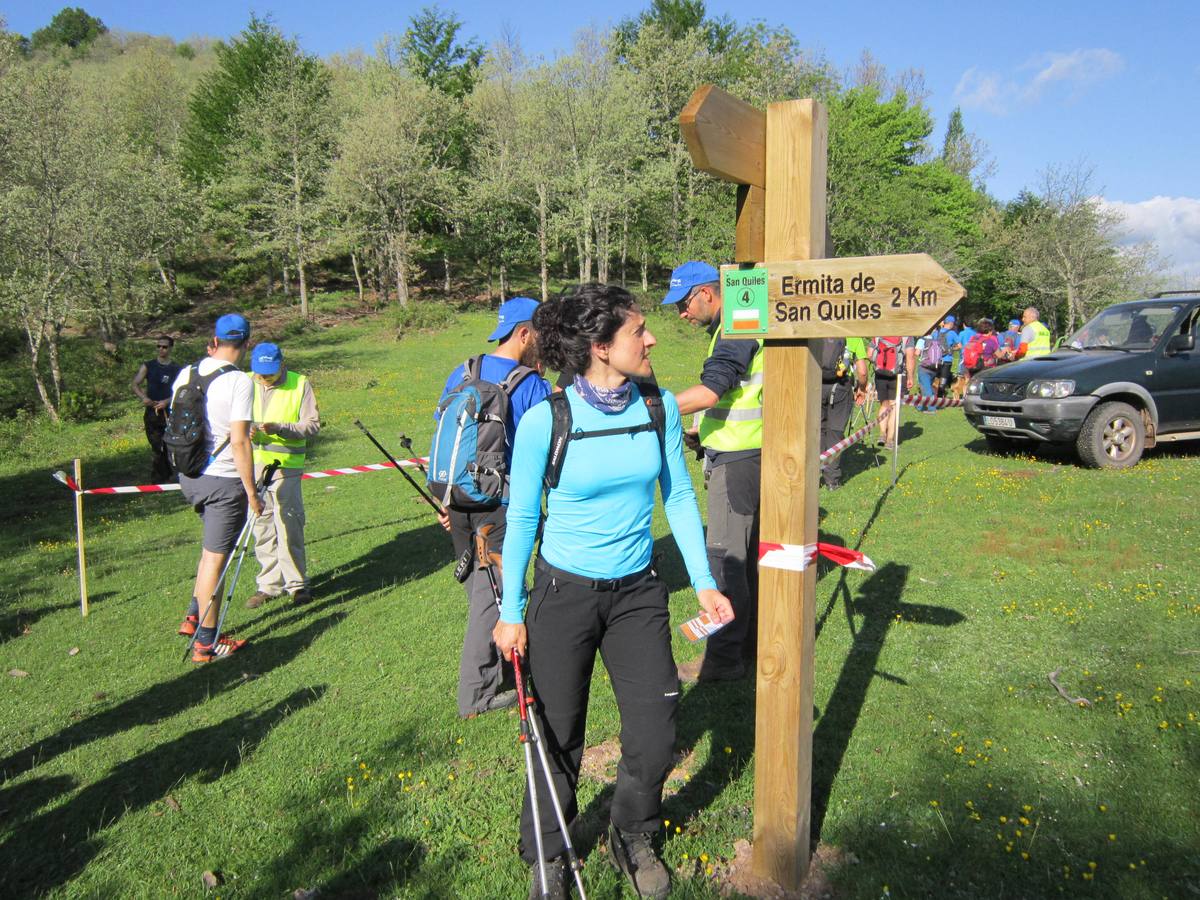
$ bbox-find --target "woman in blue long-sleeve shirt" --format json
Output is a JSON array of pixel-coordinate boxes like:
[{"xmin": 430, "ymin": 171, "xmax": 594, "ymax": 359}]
[{"xmin": 493, "ymin": 284, "xmax": 733, "ymax": 899}]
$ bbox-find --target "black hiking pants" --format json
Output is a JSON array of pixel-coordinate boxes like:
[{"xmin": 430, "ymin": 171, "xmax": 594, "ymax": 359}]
[
  {"xmin": 820, "ymin": 381, "xmax": 854, "ymax": 486},
  {"xmin": 144, "ymin": 406, "xmax": 172, "ymax": 483},
  {"xmin": 519, "ymin": 559, "xmax": 679, "ymax": 863}
]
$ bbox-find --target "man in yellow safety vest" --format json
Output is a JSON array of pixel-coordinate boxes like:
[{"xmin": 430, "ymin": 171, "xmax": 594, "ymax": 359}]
[
  {"xmin": 245, "ymin": 342, "xmax": 321, "ymax": 608},
  {"xmin": 669, "ymin": 261, "xmax": 763, "ymax": 683},
  {"xmin": 1014, "ymin": 307, "xmax": 1053, "ymax": 359}
]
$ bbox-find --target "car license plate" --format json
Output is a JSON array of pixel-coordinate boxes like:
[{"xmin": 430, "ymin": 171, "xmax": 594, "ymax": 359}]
[{"xmin": 983, "ymin": 416, "xmax": 1016, "ymax": 428}]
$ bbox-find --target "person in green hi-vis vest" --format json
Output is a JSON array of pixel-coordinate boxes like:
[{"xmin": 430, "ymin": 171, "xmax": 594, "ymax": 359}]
[
  {"xmin": 245, "ymin": 342, "xmax": 321, "ymax": 608},
  {"xmin": 668, "ymin": 260, "xmax": 763, "ymax": 684}
]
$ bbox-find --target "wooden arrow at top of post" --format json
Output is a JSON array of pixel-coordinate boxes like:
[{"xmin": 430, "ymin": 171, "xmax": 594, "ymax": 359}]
[
  {"xmin": 679, "ymin": 85, "xmax": 767, "ymax": 188},
  {"xmin": 718, "ymin": 253, "xmax": 965, "ymax": 340}
]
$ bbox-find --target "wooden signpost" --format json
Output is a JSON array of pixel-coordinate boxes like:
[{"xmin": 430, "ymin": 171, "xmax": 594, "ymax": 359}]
[{"xmin": 680, "ymin": 85, "xmax": 963, "ymax": 891}]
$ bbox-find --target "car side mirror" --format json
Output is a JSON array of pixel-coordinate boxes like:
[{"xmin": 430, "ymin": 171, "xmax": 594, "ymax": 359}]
[{"xmin": 1166, "ymin": 333, "xmax": 1195, "ymax": 355}]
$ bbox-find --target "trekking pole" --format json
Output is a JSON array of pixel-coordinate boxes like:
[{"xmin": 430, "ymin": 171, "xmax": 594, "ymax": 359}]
[
  {"xmin": 182, "ymin": 462, "xmax": 279, "ymax": 661},
  {"xmin": 476, "ymin": 532, "xmax": 587, "ymax": 900},
  {"xmin": 892, "ymin": 373, "xmax": 903, "ymax": 486},
  {"xmin": 512, "ymin": 651, "xmax": 550, "ymax": 898},
  {"xmin": 518, "ymin": 655, "xmax": 588, "ymax": 900},
  {"xmin": 398, "ymin": 434, "xmax": 430, "ymax": 480},
  {"xmin": 353, "ymin": 419, "xmax": 443, "ymax": 514}
]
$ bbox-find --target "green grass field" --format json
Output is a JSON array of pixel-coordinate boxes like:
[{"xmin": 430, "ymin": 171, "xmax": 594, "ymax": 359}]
[{"xmin": 1, "ymin": 304, "xmax": 1197, "ymax": 899}]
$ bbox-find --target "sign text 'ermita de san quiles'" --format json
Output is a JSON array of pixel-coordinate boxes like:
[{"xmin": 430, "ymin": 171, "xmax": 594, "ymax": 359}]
[{"xmin": 721, "ymin": 253, "xmax": 965, "ymax": 339}]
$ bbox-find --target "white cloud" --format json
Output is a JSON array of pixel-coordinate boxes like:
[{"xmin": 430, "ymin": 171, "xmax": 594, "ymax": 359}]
[
  {"xmin": 954, "ymin": 48, "xmax": 1124, "ymax": 114},
  {"xmin": 1101, "ymin": 196, "xmax": 1200, "ymax": 286},
  {"xmin": 953, "ymin": 68, "xmax": 1016, "ymax": 115},
  {"xmin": 1024, "ymin": 49, "xmax": 1125, "ymax": 100}
]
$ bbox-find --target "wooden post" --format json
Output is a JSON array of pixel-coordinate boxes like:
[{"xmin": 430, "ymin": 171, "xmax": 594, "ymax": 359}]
[
  {"xmin": 752, "ymin": 98, "xmax": 827, "ymax": 890},
  {"xmin": 681, "ymin": 83, "xmax": 962, "ymax": 894},
  {"xmin": 74, "ymin": 458, "xmax": 90, "ymax": 617}
]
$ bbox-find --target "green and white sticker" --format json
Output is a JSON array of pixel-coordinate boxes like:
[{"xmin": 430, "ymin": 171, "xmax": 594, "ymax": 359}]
[{"xmin": 722, "ymin": 267, "xmax": 769, "ymax": 336}]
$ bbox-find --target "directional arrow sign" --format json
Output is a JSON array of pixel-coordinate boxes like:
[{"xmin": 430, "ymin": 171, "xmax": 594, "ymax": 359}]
[
  {"xmin": 680, "ymin": 84, "xmax": 766, "ymax": 188},
  {"xmin": 720, "ymin": 253, "xmax": 965, "ymax": 340}
]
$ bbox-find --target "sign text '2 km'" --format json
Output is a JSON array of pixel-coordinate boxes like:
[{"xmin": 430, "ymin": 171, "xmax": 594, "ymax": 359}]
[{"xmin": 721, "ymin": 253, "xmax": 964, "ymax": 339}]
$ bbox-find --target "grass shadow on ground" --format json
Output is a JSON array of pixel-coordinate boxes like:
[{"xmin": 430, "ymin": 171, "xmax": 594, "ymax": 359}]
[
  {"xmin": 0, "ymin": 685, "xmax": 327, "ymax": 897},
  {"xmin": 831, "ymin": 764, "xmax": 1198, "ymax": 899},
  {"xmin": 0, "ymin": 610, "xmax": 346, "ymax": 782},
  {"xmin": 254, "ymin": 722, "xmax": 464, "ymax": 898},
  {"xmin": 812, "ymin": 562, "xmax": 966, "ymax": 843},
  {"xmin": 0, "ymin": 600, "xmax": 77, "ymax": 647},
  {"xmin": 309, "ymin": 519, "xmax": 449, "ymax": 601}
]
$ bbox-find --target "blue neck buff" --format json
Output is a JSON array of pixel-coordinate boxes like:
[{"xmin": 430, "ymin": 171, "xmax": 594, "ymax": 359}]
[{"xmin": 573, "ymin": 374, "xmax": 633, "ymax": 413}]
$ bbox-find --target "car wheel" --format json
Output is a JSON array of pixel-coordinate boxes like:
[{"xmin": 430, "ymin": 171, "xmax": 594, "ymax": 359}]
[{"xmin": 1076, "ymin": 401, "xmax": 1145, "ymax": 469}]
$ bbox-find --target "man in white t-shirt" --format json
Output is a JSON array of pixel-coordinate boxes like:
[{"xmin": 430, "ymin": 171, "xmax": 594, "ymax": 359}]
[{"xmin": 173, "ymin": 313, "xmax": 263, "ymax": 663}]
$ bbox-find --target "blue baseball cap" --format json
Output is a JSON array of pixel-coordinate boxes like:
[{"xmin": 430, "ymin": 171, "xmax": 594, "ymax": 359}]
[
  {"xmin": 250, "ymin": 342, "xmax": 283, "ymax": 375},
  {"xmin": 214, "ymin": 313, "xmax": 250, "ymax": 342},
  {"xmin": 663, "ymin": 261, "xmax": 720, "ymax": 305},
  {"xmin": 1009, "ymin": 318, "xmax": 1021, "ymax": 328},
  {"xmin": 943, "ymin": 314, "xmax": 956, "ymax": 325},
  {"xmin": 488, "ymin": 297, "xmax": 539, "ymax": 342}
]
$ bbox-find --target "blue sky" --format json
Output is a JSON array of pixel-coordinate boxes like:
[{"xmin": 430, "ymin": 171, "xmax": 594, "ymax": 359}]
[{"xmin": 7, "ymin": 0, "xmax": 1199, "ymax": 280}]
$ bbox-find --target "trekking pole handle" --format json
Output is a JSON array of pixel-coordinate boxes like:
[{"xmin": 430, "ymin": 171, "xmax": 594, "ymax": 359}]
[
  {"xmin": 353, "ymin": 419, "xmax": 443, "ymax": 514},
  {"xmin": 511, "ymin": 651, "xmax": 532, "ymax": 739},
  {"xmin": 259, "ymin": 460, "xmax": 281, "ymax": 492},
  {"xmin": 399, "ymin": 434, "xmax": 429, "ymax": 478}
]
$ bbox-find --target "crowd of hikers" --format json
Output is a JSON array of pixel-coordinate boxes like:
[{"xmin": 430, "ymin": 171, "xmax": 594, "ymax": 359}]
[{"xmin": 141, "ymin": 271, "xmax": 1054, "ymax": 899}]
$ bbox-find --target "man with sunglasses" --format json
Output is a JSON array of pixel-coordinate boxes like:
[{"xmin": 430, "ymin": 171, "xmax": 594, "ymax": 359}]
[
  {"xmin": 667, "ymin": 261, "xmax": 763, "ymax": 683},
  {"xmin": 131, "ymin": 335, "xmax": 183, "ymax": 483}
]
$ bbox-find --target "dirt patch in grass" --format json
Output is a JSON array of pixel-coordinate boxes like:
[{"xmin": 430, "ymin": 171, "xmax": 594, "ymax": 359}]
[
  {"xmin": 581, "ymin": 738, "xmax": 696, "ymax": 792},
  {"xmin": 712, "ymin": 839, "xmax": 849, "ymax": 899}
]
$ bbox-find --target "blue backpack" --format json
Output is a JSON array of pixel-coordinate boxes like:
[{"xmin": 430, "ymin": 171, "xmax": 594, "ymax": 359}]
[{"xmin": 429, "ymin": 356, "xmax": 537, "ymax": 508}]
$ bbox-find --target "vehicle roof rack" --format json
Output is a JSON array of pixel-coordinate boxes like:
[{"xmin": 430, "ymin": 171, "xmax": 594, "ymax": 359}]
[{"xmin": 1151, "ymin": 290, "xmax": 1200, "ymax": 298}]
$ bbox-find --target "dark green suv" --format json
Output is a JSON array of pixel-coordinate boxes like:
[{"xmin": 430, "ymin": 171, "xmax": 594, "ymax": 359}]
[{"xmin": 963, "ymin": 293, "xmax": 1200, "ymax": 468}]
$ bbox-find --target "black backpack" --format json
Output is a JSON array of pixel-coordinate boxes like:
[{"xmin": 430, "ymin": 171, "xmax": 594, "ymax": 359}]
[
  {"xmin": 543, "ymin": 382, "xmax": 668, "ymax": 489},
  {"xmin": 428, "ymin": 355, "xmax": 538, "ymax": 508},
  {"xmin": 162, "ymin": 363, "xmax": 236, "ymax": 477},
  {"xmin": 815, "ymin": 338, "xmax": 848, "ymax": 384}
]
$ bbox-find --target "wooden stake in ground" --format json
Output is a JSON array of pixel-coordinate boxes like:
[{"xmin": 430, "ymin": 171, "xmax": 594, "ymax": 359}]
[
  {"xmin": 681, "ymin": 84, "xmax": 964, "ymax": 892},
  {"xmin": 74, "ymin": 458, "xmax": 89, "ymax": 617}
]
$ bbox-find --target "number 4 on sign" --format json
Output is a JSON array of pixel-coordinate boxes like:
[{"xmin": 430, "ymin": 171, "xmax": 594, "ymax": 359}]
[{"xmin": 680, "ymin": 84, "xmax": 963, "ymax": 893}]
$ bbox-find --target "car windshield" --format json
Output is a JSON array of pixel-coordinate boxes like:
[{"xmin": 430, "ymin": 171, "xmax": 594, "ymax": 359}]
[{"xmin": 1067, "ymin": 304, "xmax": 1181, "ymax": 351}]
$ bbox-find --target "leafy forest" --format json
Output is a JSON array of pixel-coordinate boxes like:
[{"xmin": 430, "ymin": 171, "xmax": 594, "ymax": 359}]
[{"xmin": 0, "ymin": 3, "xmax": 1162, "ymax": 423}]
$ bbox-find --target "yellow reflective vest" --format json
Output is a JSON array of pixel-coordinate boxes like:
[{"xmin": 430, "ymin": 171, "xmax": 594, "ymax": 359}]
[
  {"xmin": 252, "ymin": 372, "xmax": 308, "ymax": 468},
  {"xmin": 1024, "ymin": 321, "xmax": 1052, "ymax": 357},
  {"xmin": 698, "ymin": 330, "xmax": 764, "ymax": 452}
]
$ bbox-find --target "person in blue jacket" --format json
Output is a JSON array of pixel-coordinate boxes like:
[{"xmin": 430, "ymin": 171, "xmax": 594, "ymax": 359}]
[
  {"xmin": 493, "ymin": 283, "xmax": 734, "ymax": 900},
  {"xmin": 434, "ymin": 297, "xmax": 551, "ymax": 720}
]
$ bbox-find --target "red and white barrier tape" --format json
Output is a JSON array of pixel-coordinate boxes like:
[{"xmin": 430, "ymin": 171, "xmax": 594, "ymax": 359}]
[
  {"xmin": 819, "ymin": 413, "xmax": 884, "ymax": 462},
  {"xmin": 52, "ymin": 458, "xmax": 429, "ymax": 495},
  {"xmin": 681, "ymin": 540, "xmax": 876, "ymax": 642},
  {"xmin": 901, "ymin": 395, "xmax": 964, "ymax": 410},
  {"xmin": 758, "ymin": 541, "xmax": 876, "ymax": 573}
]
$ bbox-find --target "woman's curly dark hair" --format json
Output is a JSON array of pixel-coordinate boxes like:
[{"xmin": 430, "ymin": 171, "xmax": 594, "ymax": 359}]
[{"xmin": 532, "ymin": 283, "xmax": 640, "ymax": 376}]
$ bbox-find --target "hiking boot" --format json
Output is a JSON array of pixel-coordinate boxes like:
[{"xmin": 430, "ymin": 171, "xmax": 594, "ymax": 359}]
[
  {"xmin": 290, "ymin": 588, "xmax": 313, "ymax": 605},
  {"xmin": 192, "ymin": 636, "xmax": 247, "ymax": 664},
  {"xmin": 607, "ymin": 822, "xmax": 669, "ymax": 899},
  {"xmin": 462, "ymin": 690, "xmax": 518, "ymax": 719},
  {"xmin": 677, "ymin": 656, "xmax": 745, "ymax": 685},
  {"xmin": 177, "ymin": 614, "xmax": 198, "ymax": 637},
  {"xmin": 527, "ymin": 854, "xmax": 569, "ymax": 900},
  {"xmin": 245, "ymin": 591, "xmax": 276, "ymax": 609}
]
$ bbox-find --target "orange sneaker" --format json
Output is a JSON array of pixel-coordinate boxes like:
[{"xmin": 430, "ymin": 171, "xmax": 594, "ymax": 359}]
[
  {"xmin": 192, "ymin": 636, "xmax": 247, "ymax": 663},
  {"xmin": 178, "ymin": 614, "xmax": 198, "ymax": 637}
]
